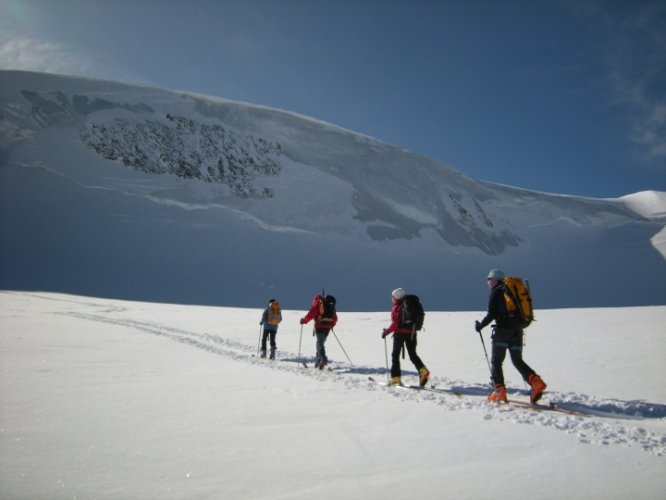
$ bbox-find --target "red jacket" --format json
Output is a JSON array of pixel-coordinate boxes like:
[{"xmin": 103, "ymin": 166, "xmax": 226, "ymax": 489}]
[
  {"xmin": 302, "ymin": 294, "xmax": 337, "ymax": 330},
  {"xmin": 384, "ymin": 299, "xmax": 412, "ymax": 335}
]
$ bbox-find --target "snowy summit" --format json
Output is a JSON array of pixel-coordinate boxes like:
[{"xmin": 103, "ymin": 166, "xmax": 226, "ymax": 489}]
[{"xmin": 0, "ymin": 69, "xmax": 665, "ymax": 311}]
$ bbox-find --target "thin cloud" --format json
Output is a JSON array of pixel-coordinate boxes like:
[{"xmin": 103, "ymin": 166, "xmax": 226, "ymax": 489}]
[
  {"xmin": 0, "ymin": 30, "xmax": 140, "ymax": 86},
  {"xmin": 606, "ymin": 2, "xmax": 666, "ymax": 164},
  {"xmin": 0, "ymin": 31, "xmax": 94, "ymax": 76},
  {"xmin": 564, "ymin": 0, "xmax": 665, "ymax": 165}
]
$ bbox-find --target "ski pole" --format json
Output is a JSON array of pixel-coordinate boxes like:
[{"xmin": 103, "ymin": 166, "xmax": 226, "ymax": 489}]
[
  {"xmin": 331, "ymin": 328, "xmax": 353, "ymax": 367},
  {"xmin": 298, "ymin": 324, "xmax": 303, "ymax": 363},
  {"xmin": 257, "ymin": 325, "xmax": 263, "ymax": 357},
  {"xmin": 384, "ymin": 336, "xmax": 390, "ymax": 383},
  {"xmin": 477, "ymin": 329, "xmax": 495, "ymax": 387}
]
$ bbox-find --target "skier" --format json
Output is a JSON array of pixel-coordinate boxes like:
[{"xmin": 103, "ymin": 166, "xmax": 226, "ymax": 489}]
[
  {"xmin": 381, "ymin": 288, "xmax": 429, "ymax": 387},
  {"xmin": 475, "ymin": 269, "xmax": 547, "ymax": 403},
  {"xmin": 259, "ymin": 298, "xmax": 282, "ymax": 359},
  {"xmin": 300, "ymin": 293, "xmax": 337, "ymax": 369}
]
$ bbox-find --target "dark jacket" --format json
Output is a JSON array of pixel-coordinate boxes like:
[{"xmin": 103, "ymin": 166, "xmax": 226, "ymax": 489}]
[{"xmin": 479, "ymin": 281, "xmax": 520, "ymax": 330}]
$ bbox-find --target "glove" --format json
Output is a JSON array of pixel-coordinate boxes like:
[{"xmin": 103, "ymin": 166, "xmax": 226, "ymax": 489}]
[
  {"xmin": 381, "ymin": 329, "xmax": 389, "ymax": 339},
  {"xmin": 300, "ymin": 318, "xmax": 306, "ymax": 325},
  {"xmin": 475, "ymin": 321, "xmax": 483, "ymax": 333}
]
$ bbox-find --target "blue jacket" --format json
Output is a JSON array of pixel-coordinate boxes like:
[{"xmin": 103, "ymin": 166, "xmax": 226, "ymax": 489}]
[{"xmin": 260, "ymin": 307, "xmax": 281, "ymax": 332}]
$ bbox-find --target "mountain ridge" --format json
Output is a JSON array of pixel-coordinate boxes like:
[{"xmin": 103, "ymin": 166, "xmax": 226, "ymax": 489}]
[{"xmin": 1, "ymin": 70, "xmax": 664, "ymax": 310}]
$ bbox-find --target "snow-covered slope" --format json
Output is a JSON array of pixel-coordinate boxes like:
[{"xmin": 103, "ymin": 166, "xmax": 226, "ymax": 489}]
[
  {"xmin": 1, "ymin": 70, "xmax": 664, "ymax": 309},
  {"xmin": 1, "ymin": 292, "xmax": 665, "ymax": 499},
  {"xmin": 621, "ymin": 191, "xmax": 666, "ymax": 220}
]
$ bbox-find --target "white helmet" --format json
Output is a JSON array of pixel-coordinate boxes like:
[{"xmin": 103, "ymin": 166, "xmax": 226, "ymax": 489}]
[
  {"xmin": 487, "ymin": 269, "xmax": 505, "ymax": 281},
  {"xmin": 392, "ymin": 288, "xmax": 406, "ymax": 300}
]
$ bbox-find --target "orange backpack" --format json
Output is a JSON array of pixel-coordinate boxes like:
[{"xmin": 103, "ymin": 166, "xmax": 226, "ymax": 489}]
[
  {"xmin": 502, "ymin": 277, "xmax": 534, "ymax": 328},
  {"xmin": 267, "ymin": 301, "xmax": 281, "ymax": 325}
]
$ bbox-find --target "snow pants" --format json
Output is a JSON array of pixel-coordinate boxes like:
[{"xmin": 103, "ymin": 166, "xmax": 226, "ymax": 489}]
[
  {"xmin": 490, "ymin": 326, "xmax": 535, "ymax": 386},
  {"xmin": 315, "ymin": 328, "xmax": 330, "ymax": 366},
  {"xmin": 390, "ymin": 333, "xmax": 425, "ymax": 378},
  {"xmin": 261, "ymin": 328, "xmax": 277, "ymax": 357}
]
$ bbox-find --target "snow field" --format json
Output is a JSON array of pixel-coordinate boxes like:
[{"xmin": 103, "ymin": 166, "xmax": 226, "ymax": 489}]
[{"xmin": 1, "ymin": 291, "xmax": 665, "ymax": 499}]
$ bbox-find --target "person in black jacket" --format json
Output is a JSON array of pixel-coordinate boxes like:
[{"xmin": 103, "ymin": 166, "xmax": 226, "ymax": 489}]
[{"xmin": 475, "ymin": 269, "xmax": 547, "ymax": 403}]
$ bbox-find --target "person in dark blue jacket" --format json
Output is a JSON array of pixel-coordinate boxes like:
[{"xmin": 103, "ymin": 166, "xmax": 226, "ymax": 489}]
[
  {"xmin": 259, "ymin": 298, "xmax": 282, "ymax": 359},
  {"xmin": 475, "ymin": 269, "xmax": 546, "ymax": 403}
]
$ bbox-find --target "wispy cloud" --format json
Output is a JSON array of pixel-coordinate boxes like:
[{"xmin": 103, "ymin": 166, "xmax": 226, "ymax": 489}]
[
  {"xmin": 0, "ymin": 27, "xmax": 149, "ymax": 95},
  {"xmin": 566, "ymin": 0, "xmax": 666, "ymax": 165},
  {"xmin": 605, "ymin": 2, "xmax": 666, "ymax": 164},
  {"xmin": 0, "ymin": 30, "xmax": 101, "ymax": 77}
]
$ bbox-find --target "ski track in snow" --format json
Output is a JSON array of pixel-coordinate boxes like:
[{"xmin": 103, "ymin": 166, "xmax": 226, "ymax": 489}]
[{"xmin": 59, "ymin": 308, "xmax": 666, "ymax": 457}]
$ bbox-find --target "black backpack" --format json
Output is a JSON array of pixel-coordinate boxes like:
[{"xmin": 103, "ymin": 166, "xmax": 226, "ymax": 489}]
[
  {"xmin": 400, "ymin": 294, "xmax": 424, "ymax": 331},
  {"xmin": 318, "ymin": 295, "xmax": 337, "ymax": 324}
]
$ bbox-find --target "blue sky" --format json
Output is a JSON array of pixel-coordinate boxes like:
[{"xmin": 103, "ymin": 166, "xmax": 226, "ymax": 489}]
[{"xmin": 1, "ymin": 0, "xmax": 664, "ymax": 198}]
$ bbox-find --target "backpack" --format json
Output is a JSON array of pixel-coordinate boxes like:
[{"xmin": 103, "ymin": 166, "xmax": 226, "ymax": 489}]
[
  {"xmin": 267, "ymin": 301, "xmax": 281, "ymax": 325},
  {"xmin": 317, "ymin": 295, "xmax": 336, "ymax": 325},
  {"xmin": 400, "ymin": 294, "xmax": 425, "ymax": 332},
  {"xmin": 502, "ymin": 277, "xmax": 534, "ymax": 328}
]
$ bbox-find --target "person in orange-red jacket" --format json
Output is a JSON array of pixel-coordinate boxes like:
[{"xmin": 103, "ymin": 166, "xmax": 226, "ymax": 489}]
[{"xmin": 300, "ymin": 293, "xmax": 337, "ymax": 369}]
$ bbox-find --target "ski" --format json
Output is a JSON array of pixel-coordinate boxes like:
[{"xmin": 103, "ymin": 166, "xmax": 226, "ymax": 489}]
[
  {"xmin": 301, "ymin": 362, "xmax": 334, "ymax": 371},
  {"xmin": 409, "ymin": 385, "xmax": 463, "ymax": 398},
  {"xmin": 369, "ymin": 376, "xmax": 408, "ymax": 389},
  {"xmin": 497, "ymin": 399, "xmax": 587, "ymax": 417},
  {"xmin": 304, "ymin": 363, "xmax": 338, "ymax": 372},
  {"xmin": 369, "ymin": 377, "xmax": 462, "ymax": 397},
  {"xmin": 369, "ymin": 376, "xmax": 591, "ymax": 416},
  {"xmin": 368, "ymin": 376, "xmax": 395, "ymax": 386},
  {"xmin": 328, "ymin": 366, "xmax": 352, "ymax": 374}
]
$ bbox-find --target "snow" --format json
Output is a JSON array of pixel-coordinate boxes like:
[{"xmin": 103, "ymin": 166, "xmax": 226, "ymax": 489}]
[
  {"xmin": 620, "ymin": 190, "xmax": 666, "ymax": 220},
  {"xmin": 1, "ymin": 291, "xmax": 665, "ymax": 499},
  {"xmin": 619, "ymin": 191, "xmax": 666, "ymax": 258}
]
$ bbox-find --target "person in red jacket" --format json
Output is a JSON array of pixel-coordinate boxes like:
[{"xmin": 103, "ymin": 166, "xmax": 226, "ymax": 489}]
[
  {"xmin": 300, "ymin": 294, "xmax": 337, "ymax": 369},
  {"xmin": 382, "ymin": 288, "xmax": 429, "ymax": 386}
]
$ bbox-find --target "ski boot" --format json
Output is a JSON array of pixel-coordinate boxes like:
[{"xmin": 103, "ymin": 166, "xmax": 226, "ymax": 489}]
[
  {"xmin": 389, "ymin": 376, "xmax": 402, "ymax": 386},
  {"xmin": 528, "ymin": 374, "xmax": 547, "ymax": 404},
  {"xmin": 260, "ymin": 349, "xmax": 267, "ymax": 359},
  {"xmin": 419, "ymin": 367, "xmax": 430, "ymax": 388},
  {"xmin": 269, "ymin": 349, "xmax": 276, "ymax": 360},
  {"xmin": 488, "ymin": 384, "xmax": 507, "ymax": 403}
]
